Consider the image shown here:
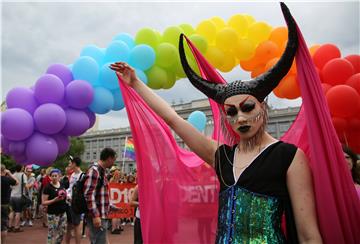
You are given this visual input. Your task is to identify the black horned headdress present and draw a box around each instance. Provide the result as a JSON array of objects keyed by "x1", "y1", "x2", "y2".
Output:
[{"x1": 179, "y1": 2, "x2": 298, "y2": 103}]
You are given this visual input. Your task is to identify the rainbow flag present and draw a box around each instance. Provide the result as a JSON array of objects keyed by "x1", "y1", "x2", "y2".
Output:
[{"x1": 124, "y1": 138, "x2": 136, "y2": 160}]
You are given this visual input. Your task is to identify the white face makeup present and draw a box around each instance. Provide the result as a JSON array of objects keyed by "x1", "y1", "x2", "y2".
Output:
[{"x1": 224, "y1": 95, "x2": 265, "y2": 138}]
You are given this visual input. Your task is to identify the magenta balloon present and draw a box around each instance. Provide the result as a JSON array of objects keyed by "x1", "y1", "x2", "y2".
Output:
[
  {"x1": 46, "y1": 63, "x2": 74, "y2": 87},
  {"x1": 26, "y1": 132, "x2": 58, "y2": 164},
  {"x1": 9, "y1": 141, "x2": 26, "y2": 155},
  {"x1": 62, "y1": 109, "x2": 90, "y2": 136},
  {"x1": 1, "y1": 108, "x2": 34, "y2": 141},
  {"x1": 53, "y1": 133, "x2": 70, "y2": 155},
  {"x1": 84, "y1": 108, "x2": 96, "y2": 128},
  {"x1": 6, "y1": 87, "x2": 38, "y2": 114},
  {"x1": 34, "y1": 103, "x2": 66, "y2": 135},
  {"x1": 34, "y1": 74, "x2": 65, "y2": 104},
  {"x1": 65, "y1": 80, "x2": 94, "y2": 109}
]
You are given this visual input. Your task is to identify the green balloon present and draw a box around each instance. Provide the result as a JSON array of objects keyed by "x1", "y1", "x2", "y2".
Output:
[
  {"x1": 135, "y1": 28, "x2": 159, "y2": 48},
  {"x1": 179, "y1": 23, "x2": 195, "y2": 36},
  {"x1": 155, "y1": 43, "x2": 177, "y2": 68},
  {"x1": 162, "y1": 26, "x2": 183, "y2": 46},
  {"x1": 189, "y1": 34, "x2": 208, "y2": 54},
  {"x1": 145, "y1": 66, "x2": 167, "y2": 90},
  {"x1": 163, "y1": 70, "x2": 176, "y2": 89}
]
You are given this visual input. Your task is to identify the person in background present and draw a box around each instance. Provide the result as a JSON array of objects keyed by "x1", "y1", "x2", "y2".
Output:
[
  {"x1": 36, "y1": 168, "x2": 46, "y2": 219},
  {"x1": 21, "y1": 165, "x2": 35, "y2": 227},
  {"x1": 1, "y1": 164, "x2": 18, "y2": 243},
  {"x1": 41, "y1": 167, "x2": 53, "y2": 228},
  {"x1": 342, "y1": 145, "x2": 360, "y2": 198},
  {"x1": 8, "y1": 165, "x2": 27, "y2": 232},
  {"x1": 65, "y1": 156, "x2": 83, "y2": 244},
  {"x1": 127, "y1": 174, "x2": 136, "y2": 226},
  {"x1": 42, "y1": 168, "x2": 68, "y2": 244},
  {"x1": 130, "y1": 185, "x2": 142, "y2": 244},
  {"x1": 84, "y1": 147, "x2": 117, "y2": 244},
  {"x1": 109, "y1": 166, "x2": 123, "y2": 234}
]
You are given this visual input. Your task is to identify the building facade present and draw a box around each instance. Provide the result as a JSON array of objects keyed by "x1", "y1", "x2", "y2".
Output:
[{"x1": 79, "y1": 99, "x2": 300, "y2": 174}]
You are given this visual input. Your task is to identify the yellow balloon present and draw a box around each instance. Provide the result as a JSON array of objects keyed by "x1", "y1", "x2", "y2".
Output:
[
  {"x1": 196, "y1": 20, "x2": 217, "y2": 44},
  {"x1": 145, "y1": 66, "x2": 167, "y2": 90},
  {"x1": 243, "y1": 14, "x2": 256, "y2": 26},
  {"x1": 155, "y1": 43, "x2": 177, "y2": 68},
  {"x1": 248, "y1": 22, "x2": 272, "y2": 45},
  {"x1": 205, "y1": 46, "x2": 225, "y2": 69},
  {"x1": 189, "y1": 34, "x2": 208, "y2": 54},
  {"x1": 135, "y1": 28, "x2": 159, "y2": 48},
  {"x1": 233, "y1": 38, "x2": 256, "y2": 61},
  {"x1": 179, "y1": 23, "x2": 195, "y2": 36},
  {"x1": 163, "y1": 70, "x2": 177, "y2": 89},
  {"x1": 228, "y1": 14, "x2": 248, "y2": 37},
  {"x1": 218, "y1": 51, "x2": 236, "y2": 73},
  {"x1": 216, "y1": 27, "x2": 239, "y2": 51},
  {"x1": 211, "y1": 16, "x2": 226, "y2": 31}
]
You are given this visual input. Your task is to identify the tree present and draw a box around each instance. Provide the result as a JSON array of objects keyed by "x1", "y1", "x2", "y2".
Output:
[
  {"x1": 1, "y1": 154, "x2": 17, "y2": 171},
  {"x1": 52, "y1": 137, "x2": 85, "y2": 172}
]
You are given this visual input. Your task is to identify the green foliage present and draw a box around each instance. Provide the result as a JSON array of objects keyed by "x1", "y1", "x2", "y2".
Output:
[
  {"x1": 52, "y1": 137, "x2": 85, "y2": 172},
  {"x1": 1, "y1": 154, "x2": 17, "y2": 170}
]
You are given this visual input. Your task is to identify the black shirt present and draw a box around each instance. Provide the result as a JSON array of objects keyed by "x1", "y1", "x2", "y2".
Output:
[
  {"x1": 1, "y1": 175, "x2": 17, "y2": 204},
  {"x1": 43, "y1": 183, "x2": 67, "y2": 215}
]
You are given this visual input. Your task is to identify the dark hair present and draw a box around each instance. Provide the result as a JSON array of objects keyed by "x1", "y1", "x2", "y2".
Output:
[
  {"x1": 70, "y1": 156, "x2": 82, "y2": 167},
  {"x1": 100, "y1": 148, "x2": 116, "y2": 161},
  {"x1": 15, "y1": 164, "x2": 22, "y2": 172},
  {"x1": 342, "y1": 145, "x2": 359, "y2": 184}
]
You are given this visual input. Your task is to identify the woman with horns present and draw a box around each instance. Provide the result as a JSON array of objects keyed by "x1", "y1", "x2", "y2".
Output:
[{"x1": 110, "y1": 3, "x2": 322, "y2": 244}]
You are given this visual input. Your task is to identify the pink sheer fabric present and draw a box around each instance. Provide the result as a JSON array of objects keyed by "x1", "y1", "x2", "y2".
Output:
[{"x1": 118, "y1": 14, "x2": 360, "y2": 244}]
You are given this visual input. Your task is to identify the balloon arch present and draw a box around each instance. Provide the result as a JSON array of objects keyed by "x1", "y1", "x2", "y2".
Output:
[{"x1": 1, "y1": 13, "x2": 360, "y2": 166}]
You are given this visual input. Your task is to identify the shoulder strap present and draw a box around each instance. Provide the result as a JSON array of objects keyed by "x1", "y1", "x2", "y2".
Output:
[{"x1": 21, "y1": 173, "x2": 24, "y2": 195}]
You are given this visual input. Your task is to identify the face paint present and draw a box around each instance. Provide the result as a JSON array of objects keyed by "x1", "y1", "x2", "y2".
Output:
[{"x1": 224, "y1": 97, "x2": 259, "y2": 125}]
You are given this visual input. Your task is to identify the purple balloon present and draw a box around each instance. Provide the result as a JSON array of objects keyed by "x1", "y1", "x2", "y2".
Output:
[
  {"x1": 9, "y1": 141, "x2": 26, "y2": 155},
  {"x1": 1, "y1": 108, "x2": 34, "y2": 141},
  {"x1": 1, "y1": 135, "x2": 10, "y2": 154},
  {"x1": 62, "y1": 109, "x2": 90, "y2": 136},
  {"x1": 84, "y1": 108, "x2": 96, "y2": 128},
  {"x1": 34, "y1": 74, "x2": 65, "y2": 104},
  {"x1": 6, "y1": 87, "x2": 38, "y2": 114},
  {"x1": 13, "y1": 154, "x2": 28, "y2": 165},
  {"x1": 46, "y1": 63, "x2": 74, "y2": 87},
  {"x1": 65, "y1": 80, "x2": 94, "y2": 109},
  {"x1": 26, "y1": 132, "x2": 58, "y2": 164},
  {"x1": 53, "y1": 134, "x2": 70, "y2": 155},
  {"x1": 34, "y1": 103, "x2": 66, "y2": 135}
]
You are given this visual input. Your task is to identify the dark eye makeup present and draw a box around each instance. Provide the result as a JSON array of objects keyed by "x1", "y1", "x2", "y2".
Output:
[{"x1": 240, "y1": 101, "x2": 256, "y2": 112}]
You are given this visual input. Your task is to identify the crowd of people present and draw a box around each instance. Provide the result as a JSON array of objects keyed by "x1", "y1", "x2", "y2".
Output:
[{"x1": 1, "y1": 147, "x2": 140, "y2": 244}]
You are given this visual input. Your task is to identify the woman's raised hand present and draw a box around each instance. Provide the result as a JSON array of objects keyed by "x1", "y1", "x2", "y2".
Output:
[{"x1": 110, "y1": 62, "x2": 139, "y2": 87}]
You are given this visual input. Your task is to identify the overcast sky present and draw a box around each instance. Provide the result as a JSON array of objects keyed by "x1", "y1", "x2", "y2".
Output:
[{"x1": 2, "y1": 1, "x2": 359, "y2": 129}]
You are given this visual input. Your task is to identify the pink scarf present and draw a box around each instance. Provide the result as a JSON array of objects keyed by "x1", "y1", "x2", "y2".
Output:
[{"x1": 118, "y1": 21, "x2": 360, "y2": 244}]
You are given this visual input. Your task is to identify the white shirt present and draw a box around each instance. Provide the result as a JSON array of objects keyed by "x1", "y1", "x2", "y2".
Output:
[
  {"x1": 66, "y1": 171, "x2": 83, "y2": 200},
  {"x1": 11, "y1": 172, "x2": 27, "y2": 198}
]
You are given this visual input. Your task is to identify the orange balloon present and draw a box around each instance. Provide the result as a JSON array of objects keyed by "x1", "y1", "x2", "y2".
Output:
[
  {"x1": 289, "y1": 60, "x2": 297, "y2": 75},
  {"x1": 269, "y1": 26, "x2": 288, "y2": 48},
  {"x1": 239, "y1": 56, "x2": 261, "y2": 72},
  {"x1": 251, "y1": 65, "x2": 266, "y2": 78},
  {"x1": 273, "y1": 80, "x2": 285, "y2": 98},
  {"x1": 254, "y1": 40, "x2": 279, "y2": 64},
  {"x1": 264, "y1": 58, "x2": 280, "y2": 72},
  {"x1": 279, "y1": 75, "x2": 301, "y2": 99},
  {"x1": 309, "y1": 44, "x2": 321, "y2": 57}
]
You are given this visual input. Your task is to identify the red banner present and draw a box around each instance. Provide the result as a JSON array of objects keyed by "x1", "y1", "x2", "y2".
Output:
[{"x1": 108, "y1": 183, "x2": 136, "y2": 219}]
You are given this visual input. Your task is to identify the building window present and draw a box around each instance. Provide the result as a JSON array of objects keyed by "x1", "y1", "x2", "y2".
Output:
[
  {"x1": 91, "y1": 140, "x2": 97, "y2": 147},
  {"x1": 86, "y1": 152, "x2": 90, "y2": 160},
  {"x1": 279, "y1": 122, "x2": 290, "y2": 132},
  {"x1": 93, "y1": 152, "x2": 97, "y2": 160},
  {"x1": 105, "y1": 139, "x2": 112, "y2": 147},
  {"x1": 99, "y1": 139, "x2": 104, "y2": 147},
  {"x1": 267, "y1": 124, "x2": 277, "y2": 133}
]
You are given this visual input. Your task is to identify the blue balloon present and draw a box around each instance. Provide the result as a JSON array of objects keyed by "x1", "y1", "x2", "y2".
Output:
[
  {"x1": 187, "y1": 110, "x2": 207, "y2": 132},
  {"x1": 80, "y1": 44, "x2": 105, "y2": 64},
  {"x1": 32, "y1": 164, "x2": 41, "y2": 169},
  {"x1": 88, "y1": 87, "x2": 114, "y2": 114},
  {"x1": 99, "y1": 63, "x2": 119, "y2": 90},
  {"x1": 104, "y1": 41, "x2": 130, "y2": 63},
  {"x1": 72, "y1": 57, "x2": 99, "y2": 85},
  {"x1": 135, "y1": 69, "x2": 148, "y2": 84},
  {"x1": 112, "y1": 90, "x2": 125, "y2": 111},
  {"x1": 113, "y1": 33, "x2": 135, "y2": 49},
  {"x1": 128, "y1": 44, "x2": 155, "y2": 71}
]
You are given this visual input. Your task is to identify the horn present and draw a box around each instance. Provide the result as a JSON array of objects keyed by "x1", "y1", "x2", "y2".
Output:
[
  {"x1": 179, "y1": 34, "x2": 226, "y2": 103},
  {"x1": 245, "y1": 2, "x2": 298, "y2": 102}
]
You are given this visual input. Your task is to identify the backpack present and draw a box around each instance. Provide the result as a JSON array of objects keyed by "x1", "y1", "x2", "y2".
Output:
[{"x1": 71, "y1": 165, "x2": 104, "y2": 215}]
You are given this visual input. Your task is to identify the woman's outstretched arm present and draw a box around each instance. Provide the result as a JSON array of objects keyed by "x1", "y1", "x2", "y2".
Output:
[{"x1": 110, "y1": 62, "x2": 218, "y2": 166}]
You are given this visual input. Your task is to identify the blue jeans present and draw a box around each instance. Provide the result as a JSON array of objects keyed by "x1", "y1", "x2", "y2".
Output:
[{"x1": 86, "y1": 216, "x2": 108, "y2": 244}]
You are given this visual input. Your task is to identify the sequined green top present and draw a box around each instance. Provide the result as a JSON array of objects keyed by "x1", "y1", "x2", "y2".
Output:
[{"x1": 215, "y1": 141, "x2": 298, "y2": 244}]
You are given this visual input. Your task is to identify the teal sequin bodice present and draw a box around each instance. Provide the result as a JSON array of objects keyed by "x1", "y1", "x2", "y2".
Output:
[{"x1": 216, "y1": 186, "x2": 285, "y2": 244}]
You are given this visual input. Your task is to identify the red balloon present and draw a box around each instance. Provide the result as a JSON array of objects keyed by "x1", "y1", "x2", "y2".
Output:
[
  {"x1": 332, "y1": 117, "x2": 347, "y2": 135},
  {"x1": 346, "y1": 73, "x2": 360, "y2": 95},
  {"x1": 348, "y1": 118, "x2": 360, "y2": 131},
  {"x1": 326, "y1": 85, "x2": 360, "y2": 118},
  {"x1": 321, "y1": 83, "x2": 332, "y2": 95},
  {"x1": 344, "y1": 55, "x2": 360, "y2": 74},
  {"x1": 321, "y1": 58, "x2": 354, "y2": 86},
  {"x1": 312, "y1": 44, "x2": 341, "y2": 70}
]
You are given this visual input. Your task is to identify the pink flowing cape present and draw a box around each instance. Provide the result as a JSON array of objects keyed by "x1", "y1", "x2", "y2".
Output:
[{"x1": 118, "y1": 19, "x2": 360, "y2": 244}]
